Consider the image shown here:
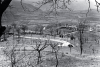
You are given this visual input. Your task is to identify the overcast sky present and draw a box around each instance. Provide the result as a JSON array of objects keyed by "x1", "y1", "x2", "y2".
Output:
[{"x1": 15, "y1": 0, "x2": 100, "y2": 11}]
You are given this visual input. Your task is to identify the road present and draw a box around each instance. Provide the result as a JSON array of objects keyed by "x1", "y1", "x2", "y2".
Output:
[{"x1": 20, "y1": 36, "x2": 72, "y2": 47}]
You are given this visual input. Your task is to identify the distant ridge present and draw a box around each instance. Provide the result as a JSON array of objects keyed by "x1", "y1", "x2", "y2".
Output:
[
  {"x1": 10, "y1": 1, "x2": 43, "y2": 13},
  {"x1": 2, "y1": 1, "x2": 43, "y2": 25}
]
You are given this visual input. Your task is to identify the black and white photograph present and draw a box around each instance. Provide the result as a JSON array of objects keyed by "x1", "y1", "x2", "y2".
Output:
[{"x1": 0, "y1": 0, "x2": 100, "y2": 67}]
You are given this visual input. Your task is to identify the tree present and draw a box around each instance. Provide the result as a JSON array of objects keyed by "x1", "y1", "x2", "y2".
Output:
[
  {"x1": 48, "y1": 28, "x2": 54, "y2": 35},
  {"x1": 77, "y1": 20, "x2": 90, "y2": 55},
  {"x1": 0, "y1": 0, "x2": 12, "y2": 37},
  {"x1": 68, "y1": 44, "x2": 73, "y2": 53},
  {"x1": 46, "y1": 23, "x2": 58, "y2": 36},
  {"x1": 16, "y1": 27, "x2": 21, "y2": 43},
  {"x1": 49, "y1": 42, "x2": 61, "y2": 67},
  {"x1": 11, "y1": 23, "x2": 17, "y2": 38},
  {"x1": 3, "y1": 39, "x2": 20, "y2": 67},
  {"x1": 33, "y1": 24, "x2": 44, "y2": 35},
  {"x1": 32, "y1": 39, "x2": 49, "y2": 64},
  {"x1": 20, "y1": 24, "x2": 28, "y2": 35}
]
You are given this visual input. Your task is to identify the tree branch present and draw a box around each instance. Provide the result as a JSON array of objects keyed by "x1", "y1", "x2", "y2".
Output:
[{"x1": 1, "y1": 0, "x2": 12, "y2": 14}]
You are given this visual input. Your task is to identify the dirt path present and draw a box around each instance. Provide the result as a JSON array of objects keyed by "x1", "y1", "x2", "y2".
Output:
[{"x1": 20, "y1": 36, "x2": 71, "y2": 47}]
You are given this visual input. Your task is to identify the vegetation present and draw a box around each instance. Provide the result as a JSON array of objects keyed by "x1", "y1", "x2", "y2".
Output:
[{"x1": 1, "y1": 0, "x2": 100, "y2": 67}]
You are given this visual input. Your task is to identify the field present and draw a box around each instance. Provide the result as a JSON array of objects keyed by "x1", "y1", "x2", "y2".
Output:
[
  {"x1": 1, "y1": 1, "x2": 100, "y2": 67},
  {"x1": 0, "y1": 34, "x2": 100, "y2": 67}
]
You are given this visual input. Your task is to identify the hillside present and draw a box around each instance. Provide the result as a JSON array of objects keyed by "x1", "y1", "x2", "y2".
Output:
[
  {"x1": 43, "y1": 9, "x2": 100, "y2": 24},
  {"x1": 2, "y1": 1, "x2": 43, "y2": 25},
  {"x1": 2, "y1": 1, "x2": 100, "y2": 26}
]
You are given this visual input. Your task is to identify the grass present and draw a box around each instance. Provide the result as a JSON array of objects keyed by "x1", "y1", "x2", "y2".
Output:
[
  {"x1": 1, "y1": 34, "x2": 100, "y2": 67},
  {"x1": 15, "y1": 51, "x2": 100, "y2": 67}
]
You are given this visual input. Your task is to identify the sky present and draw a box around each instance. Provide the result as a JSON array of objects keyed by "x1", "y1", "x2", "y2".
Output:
[{"x1": 15, "y1": 0, "x2": 100, "y2": 11}]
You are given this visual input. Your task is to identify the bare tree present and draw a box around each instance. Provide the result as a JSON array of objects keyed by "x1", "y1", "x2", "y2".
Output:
[
  {"x1": 16, "y1": 27, "x2": 21, "y2": 44},
  {"x1": 77, "y1": 20, "x2": 90, "y2": 55},
  {"x1": 34, "y1": 24, "x2": 44, "y2": 35},
  {"x1": 20, "y1": 24, "x2": 28, "y2": 35},
  {"x1": 3, "y1": 37, "x2": 37, "y2": 67},
  {"x1": 49, "y1": 42, "x2": 61, "y2": 67},
  {"x1": 3, "y1": 39, "x2": 18, "y2": 67},
  {"x1": 68, "y1": 44, "x2": 73, "y2": 53},
  {"x1": 49, "y1": 28, "x2": 54, "y2": 36},
  {"x1": 11, "y1": 23, "x2": 17, "y2": 37},
  {"x1": 32, "y1": 39, "x2": 49, "y2": 64}
]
